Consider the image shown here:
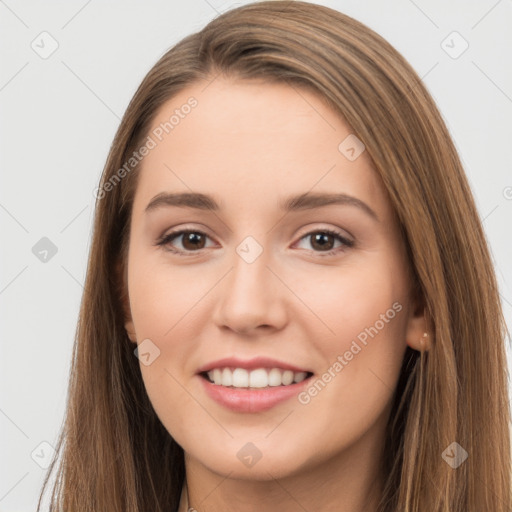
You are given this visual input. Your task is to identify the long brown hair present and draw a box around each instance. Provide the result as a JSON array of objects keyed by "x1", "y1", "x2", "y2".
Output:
[{"x1": 37, "y1": 2, "x2": 511, "y2": 510}]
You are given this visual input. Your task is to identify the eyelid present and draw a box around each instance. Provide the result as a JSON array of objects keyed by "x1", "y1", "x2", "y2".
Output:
[
  {"x1": 158, "y1": 223, "x2": 353, "y2": 241},
  {"x1": 295, "y1": 224, "x2": 353, "y2": 242}
]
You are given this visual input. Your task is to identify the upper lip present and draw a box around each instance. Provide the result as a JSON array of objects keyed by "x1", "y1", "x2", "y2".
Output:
[{"x1": 196, "y1": 357, "x2": 312, "y2": 374}]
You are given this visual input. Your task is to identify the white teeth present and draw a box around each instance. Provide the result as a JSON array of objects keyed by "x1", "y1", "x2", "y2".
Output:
[
  {"x1": 282, "y1": 370, "x2": 294, "y2": 385},
  {"x1": 268, "y1": 368, "x2": 282, "y2": 387},
  {"x1": 206, "y1": 367, "x2": 310, "y2": 388},
  {"x1": 249, "y1": 368, "x2": 268, "y2": 388},
  {"x1": 221, "y1": 368, "x2": 232, "y2": 386},
  {"x1": 232, "y1": 368, "x2": 249, "y2": 387}
]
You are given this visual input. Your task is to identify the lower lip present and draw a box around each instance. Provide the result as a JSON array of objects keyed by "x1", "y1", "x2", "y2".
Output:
[{"x1": 198, "y1": 374, "x2": 312, "y2": 413}]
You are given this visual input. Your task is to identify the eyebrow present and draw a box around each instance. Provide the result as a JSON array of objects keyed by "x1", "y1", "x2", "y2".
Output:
[{"x1": 144, "y1": 191, "x2": 378, "y2": 221}]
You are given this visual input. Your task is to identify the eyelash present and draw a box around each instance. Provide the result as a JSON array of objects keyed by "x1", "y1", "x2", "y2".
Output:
[{"x1": 155, "y1": 227, "x2": 354, "y2": 258}]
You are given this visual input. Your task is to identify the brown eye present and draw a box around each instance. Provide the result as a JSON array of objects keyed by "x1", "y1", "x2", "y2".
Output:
[
  {"x1": 295, "y1": 229, "x2": 354, "y2": 256},
  {"x1": 156, "y1": 230, "x2": 213, "y2": 255},
  {"x1": 180, "y1": 232, "x2": 207, "y2": 250},
  {"x1": 309, "y1": 232, "x2": 336, "y2": 251}
]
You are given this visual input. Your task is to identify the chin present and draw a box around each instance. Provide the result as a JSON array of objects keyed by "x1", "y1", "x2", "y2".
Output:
[{"x1": 186, "y1": 439, "x2": 312, "y2": 480}]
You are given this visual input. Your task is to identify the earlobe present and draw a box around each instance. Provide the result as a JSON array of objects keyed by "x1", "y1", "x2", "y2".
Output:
[
  {"x1": 409, "y1": 331, "x2": 430, "y2": 352},
  {"x1": 405, "y1": 292, "x2": 431, "y2": 352},
  {"x1": 115, "y1": 257, "x2": 137, "y2": 344},
  {"x1": 122, "y1": 299, "x2": 138, "y2": 344},
  {"x1": 125, "y1": 321, "x2": 137, "y2": 344}
]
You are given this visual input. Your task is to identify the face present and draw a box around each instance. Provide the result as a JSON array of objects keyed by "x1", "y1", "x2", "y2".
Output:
[{"x1": 123, "y1": 76, "x2": 426, "y2": 481}]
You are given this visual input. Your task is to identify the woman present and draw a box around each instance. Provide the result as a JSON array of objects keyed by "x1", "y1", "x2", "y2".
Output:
[{"x1": 37, "y1": 2, "x2": 511, "y2": 511}]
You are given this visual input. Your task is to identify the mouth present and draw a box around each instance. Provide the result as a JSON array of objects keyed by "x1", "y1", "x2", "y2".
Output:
[
  {"x1": 196, "y1": 357, "x2": 315, "y2": 412},
  {"x1": 199, "y1": 367, "x2": 314, "y2": 389}
]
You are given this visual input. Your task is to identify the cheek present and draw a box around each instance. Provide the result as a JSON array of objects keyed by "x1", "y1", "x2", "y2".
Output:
[
  {"x1": 290, "y1": 313, "x2": 407, "y2": 472},
  {"x1": 296, "y1": 259, "x2": 408, "y2": 413},
  {"x1": 127, "y1": 253, "x2": 207, "y2": 341},
  {"x1": 297, "y1": 258, "x2": 406, "y2": 348},
  {"x1": 127, "y1": 254, "x2": 213, "y2": 434}
]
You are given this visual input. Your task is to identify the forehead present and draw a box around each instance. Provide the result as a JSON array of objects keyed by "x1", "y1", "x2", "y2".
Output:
[{"x1": 132, "y1": 77, "x2": 391, "y2": 219}]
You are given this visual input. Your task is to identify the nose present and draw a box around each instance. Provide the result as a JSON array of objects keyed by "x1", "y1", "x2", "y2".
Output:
[{"x1": 211, "y1": 245, "x2": 289, "y2": 336}]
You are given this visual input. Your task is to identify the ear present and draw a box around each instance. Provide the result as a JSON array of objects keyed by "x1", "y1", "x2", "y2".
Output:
[
  {"x1": 404, "y1": 285, "x2": 431, "y2": 352},
  {"x1": 115, "y1": 258, "x2": 137, "y2": 344}
]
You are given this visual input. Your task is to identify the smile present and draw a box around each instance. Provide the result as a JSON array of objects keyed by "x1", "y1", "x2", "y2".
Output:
[{"x1": 198, "y1": 370, "x2": 314, "y2": 412}]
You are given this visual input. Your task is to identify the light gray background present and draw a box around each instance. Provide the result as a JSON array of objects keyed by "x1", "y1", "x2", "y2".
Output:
[{"x1": 1, "y1": 1, "x2": 511, "y2": 510}]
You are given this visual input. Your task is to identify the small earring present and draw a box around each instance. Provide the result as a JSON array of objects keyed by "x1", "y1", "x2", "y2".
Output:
[{"x1": 420, "y1": 331, "x2": 429, "y2": 347}]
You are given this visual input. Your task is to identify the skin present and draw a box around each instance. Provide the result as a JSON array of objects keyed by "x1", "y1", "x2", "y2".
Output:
[{"x1": 123, "y1": 76, "x2": 429, "y2": 512}]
